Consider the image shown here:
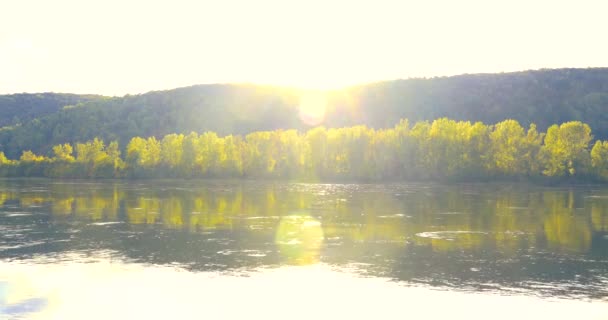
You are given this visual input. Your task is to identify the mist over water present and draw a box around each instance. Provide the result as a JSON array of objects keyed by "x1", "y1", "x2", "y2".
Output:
[{"x1": 1, "y1": 179, "x2": 607, "y2": 319}]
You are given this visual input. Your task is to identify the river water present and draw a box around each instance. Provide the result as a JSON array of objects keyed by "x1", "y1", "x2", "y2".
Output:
[{"x1": 0, "y1": 179, "x2": 607, "y2": 319}]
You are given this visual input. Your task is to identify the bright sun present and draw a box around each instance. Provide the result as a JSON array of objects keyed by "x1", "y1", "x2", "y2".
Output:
[{"x1": 298, "y1": 90, "x2": 329, "y2": 126}]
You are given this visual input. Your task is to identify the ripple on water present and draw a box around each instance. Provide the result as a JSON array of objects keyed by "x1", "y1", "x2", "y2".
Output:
[
  {"x1": 435, "y1": 212, "x2": 470, "y2": 215},
  {"x1": 87, "y1": 222, "x2": 124, "y2": 226},
  {"x1": 584, "y1": 195, "x2": 608, "y2": 199},
  {"x1": 415, "y1": 231, "x2": 487, "y2": 240},
  {"x1": 377, "y1": 214, "x2": 408, "y2": 218},
  {"x1": 0, "y1": 241, "x2": 48, "y2": 251}
]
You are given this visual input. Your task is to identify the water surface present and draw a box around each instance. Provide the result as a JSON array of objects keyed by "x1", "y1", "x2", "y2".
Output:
[{"x1": 1, "y1": 179, "x2": 607, "y2": 319}]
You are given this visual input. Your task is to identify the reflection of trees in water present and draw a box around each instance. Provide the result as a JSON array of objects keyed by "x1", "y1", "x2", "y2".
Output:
[{"x1": 1, "y1": 182, "x2": 608, "y2": 254}]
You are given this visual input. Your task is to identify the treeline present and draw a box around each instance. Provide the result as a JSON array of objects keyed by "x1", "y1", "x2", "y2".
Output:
[
  {"x1": 3, "y1": 68, "x2": 608, "y2": 158},
  {"x1": 1, "y1": 118, "x2": 608, "y2": 182}
]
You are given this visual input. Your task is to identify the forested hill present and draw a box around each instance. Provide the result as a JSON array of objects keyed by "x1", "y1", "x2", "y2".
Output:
[
  {"x1": 0, "y1": 93, "x2": 105, "y2": 128},
  {"x1": 0, "y1": 85, "x2": 303, "y2": 158},
  {"x1": 2, "y1": 68, "x2": 608, "y2": 158},
  {"x1": 333, "y1": 68, "x2": 608, "y2": 131}
]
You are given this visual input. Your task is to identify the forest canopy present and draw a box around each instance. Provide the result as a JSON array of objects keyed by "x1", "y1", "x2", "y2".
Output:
[
  {"x1": 1, "y1": 118, "x2": 608, "y2": 182},
  {"x1": 0, "y1": 93, "x2": 104, "y2": 128}
]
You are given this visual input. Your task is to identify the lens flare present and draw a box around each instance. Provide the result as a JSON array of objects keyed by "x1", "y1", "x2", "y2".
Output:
[
  {"x1": 275, "y1": 213, "x2": 324, "y2": 265},
  {"x1": 298, "y1": 91, "x2": 327, "y2": 126}
]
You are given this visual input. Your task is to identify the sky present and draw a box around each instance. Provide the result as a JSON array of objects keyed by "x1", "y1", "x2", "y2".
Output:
[{"x1": 1, "y1": 0, "x2": 607, "y2": 96}]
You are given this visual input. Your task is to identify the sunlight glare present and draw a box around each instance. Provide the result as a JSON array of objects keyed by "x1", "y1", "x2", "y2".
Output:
[
  {"x1": 275, "y1": 212, "x2": 324, "y2": 265},
  {"x1": 2, "y1": 259, "x2": 607, "y2": 320},
  {"x1": 298, "y1": 91, "x2": 328, "y2": 126}
]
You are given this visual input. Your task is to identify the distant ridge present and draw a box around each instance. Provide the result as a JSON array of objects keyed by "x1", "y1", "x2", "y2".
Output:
[
  {"x1": 0, "y1": 93, "x2": 105, "y2": 127},
  {"x1": 1, "y1": 67, "x2": 608, "y2": 157}
]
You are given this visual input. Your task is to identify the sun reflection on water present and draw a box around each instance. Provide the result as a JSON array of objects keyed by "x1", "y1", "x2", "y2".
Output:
[
  {"x1": 1, "y1": 257, "x2": 607, "y2": 320},
  {"x1": 275, "y1": 212, "x2": 324, "y2": 265}
]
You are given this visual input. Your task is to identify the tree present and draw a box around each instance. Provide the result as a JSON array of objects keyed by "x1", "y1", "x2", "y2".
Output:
[
  {"x1": 53, "y1": 143, "x2": 75, "y2": 162},
  {"x1": 106, "y1": 141, "x2": 123, "y2": 175},
  {"x1": 489, "y1": 120, "x2": 526, "y2": 176},
  {"x1": 424, "y1": 118, "x2": 471, "y2": 178},
  {"x1": 20, "y1": 150, "x2": 46, "y2": 162},
  {"x1": 591, "y1": 140, "x2": 608, "y2": 180},
  {"x1": 541, "y1": 122, "x2": 593, "y2": 177},
  {"x1": 305, "y1": 127, "x2": 328, "y2": 179},
  {"x1": 522, "y1": 124, "x2": 544, "y2": 176},
  {"x1": 198, "y1": 132, "x2": 221, "y2": 175},
  {"x1": 0, "y1": 152, "x2": 12, "y2": 165},
  {"x1": 75, "y1": 138, "x2": 112, "y2": 177},
  {"x1": 180, "y1": 132, "x2": 200, "y2": 176},
  {"x1": 160, "y1": 134, "x2": 184, "y2": 168},
  {"x1": 465, "y1": 122, "x2": 491, "y2": 175},
  {"x1": 76, "y1": 138, "x2": 108, "y2": 164},
  {"x1": 221, "y1": 135, "x2": 243, "y2": 176}
]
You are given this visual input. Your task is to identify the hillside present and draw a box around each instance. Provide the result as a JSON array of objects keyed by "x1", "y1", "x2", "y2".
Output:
[
  {"x1": 0, "y1": 93, "x2": 105, "y2": 128},
  {"x1": 332, "y1": 68, "x2": 608, "y2": 130},
  {"x1": 1, "y1": 68, "x2": 608, "y2": 158}
]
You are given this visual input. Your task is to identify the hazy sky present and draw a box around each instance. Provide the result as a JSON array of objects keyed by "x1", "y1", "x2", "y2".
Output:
[{"x1": 1, "y1": 0, "x2": 607, "y2": 96}]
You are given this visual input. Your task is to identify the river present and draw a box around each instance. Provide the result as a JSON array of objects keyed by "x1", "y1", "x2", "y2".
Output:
[{"x1": 1, "y1": 179, "x2": 607, "y2": 319}]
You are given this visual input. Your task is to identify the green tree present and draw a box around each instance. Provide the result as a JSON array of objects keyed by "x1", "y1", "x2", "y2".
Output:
[
  {"x1": 591, "y1": 140, "x2": 608, "y2": 180},
  {"x1": 52, "y1": 143, "x2": 75, "y2": 162},
  {"x1": 489, "y1": 120, "x2": 526, "y2": 176},
  {"x1": 160, "y1": 134, "x2": 184, "y2": 168},
  {"x1": 76, "y1": 138, "x2": 108, "y2": 164},
  {"x1": 0, "y1": 152, "x2": 11, "y2": 165},
  {"x1": 541, "y1": 122, "x2": 593, "y2": 177},
  {"x1": 220, "y1": 135, "x2": 244, "y2": 176},
  {"x1": 20, "y1": 150, "x2": 46, "y2": 162},
  {"x1": 75, "y1": 138, "x2": 112, "y2": 177},
  {"x1": 522, "y1": 124, "x2": 544, "y2": 176}
]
